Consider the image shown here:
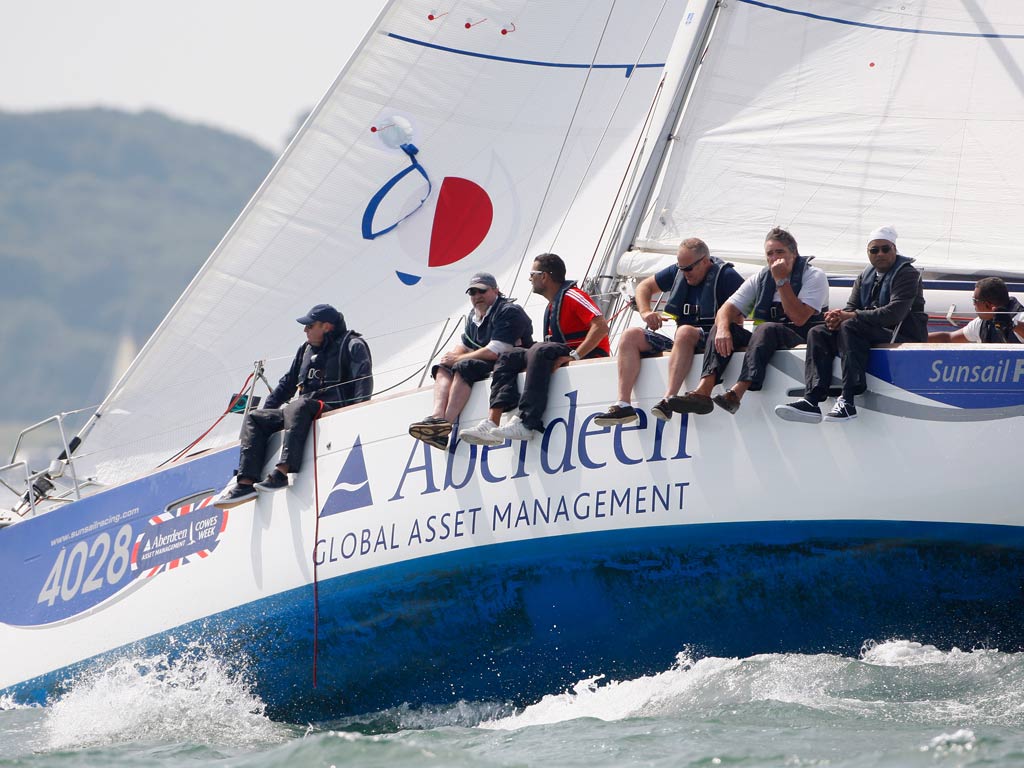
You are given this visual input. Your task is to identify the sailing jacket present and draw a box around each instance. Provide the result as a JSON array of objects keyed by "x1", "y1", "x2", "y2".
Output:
[
  {"x1": 846, "y1": 255, "x2": 928, "y2": 342},
  {"x1": 658, "y1": 257, "x2": 744, "y2": 331},
  {"x1": 980, "y1": 297, "x2": 1024, "y2": 344},
  {"x1": 265, "y1": 329, "x2": 373, "y2": 411},
  {"x1": 751, "y1": 256, "x2": 825, "y2": 327}
]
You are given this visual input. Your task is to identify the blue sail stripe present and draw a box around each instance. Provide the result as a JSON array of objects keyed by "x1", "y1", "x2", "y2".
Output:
[
  {"x1": 386, "y1": 33, "x2": 664, "y2": 77},
  {"x1": 737, "y1": 0, "x2": 1024, "y2": 39}
]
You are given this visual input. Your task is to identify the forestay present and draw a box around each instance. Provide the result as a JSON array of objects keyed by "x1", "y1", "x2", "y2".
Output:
[
  {"x1": 76, "y1": 0, "x2": 690, "y2": 485},
  {"x1": 632, "y1": 0, "x2": 1024, "y2": 277}
]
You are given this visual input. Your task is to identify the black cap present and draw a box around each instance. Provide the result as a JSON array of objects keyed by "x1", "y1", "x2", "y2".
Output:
[
  {"x1": 296, "y1": 303, "x2": 342, "y2": 326},
  {"x1": 466, "y1": 272, "x2": 498, "y2": 293}
]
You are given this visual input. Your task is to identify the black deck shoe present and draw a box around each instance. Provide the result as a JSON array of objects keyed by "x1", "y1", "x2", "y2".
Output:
[
  {"x1": 651, "y1": 399, "x2": 673, "y2": 422},
  {"x1": 254, "y1": 470, "x2": 289, "y2": 492},
  {"x1": 409, "y1": 417, "x2": 454, "y2": 441},
  {"x1": 593, "y1": 404, "x2": 639, "y2": 426},
  {"x1": 213, "y1": 483, "x2": 258, "y2": 509},
  {"x1": 668, "y1": 391, "x2": 714, "y2": 415}
]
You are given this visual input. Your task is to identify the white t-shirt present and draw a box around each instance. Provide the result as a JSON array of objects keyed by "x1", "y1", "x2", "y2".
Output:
[
  {"x1": 960, "y1": 315, "x2": 1024, "y2": 343},
  {"x1": 726, "y1": 265, "x2": 830, "y2": 316}
]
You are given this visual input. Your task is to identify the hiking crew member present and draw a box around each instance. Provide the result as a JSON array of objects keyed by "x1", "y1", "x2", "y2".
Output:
[
  {"x1": 214, "y1": 303, "x2": 372, "y2": 509},
  {"x1": 929, "y1": 276, "x2": 1024, "y2": 345},
  {"x1": 593, "y1": 237, "x2": 743, "y2": 426},
  {"x1": 460, "y1": 253, "x2": 609, "y2": 445},
  {"x1": 408, "y1": 272, "x2": 533, "y2": 451}
]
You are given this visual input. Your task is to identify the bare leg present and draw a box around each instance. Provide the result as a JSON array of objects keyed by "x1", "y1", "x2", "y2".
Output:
[
  {"x1": 443, "y1": 374, "x2": 474, "y2": 422},
  {"x1": 665, "y1": 326, "x2": 701, "y2": 398},
  {"x1": 431, "y1": 368, "x2": 453, "y2": 419},
  {"x1": 615, "y1": 327, "x2": 651, "y2": 403},
  {"x1": 730, "y1": 380, "x2": 752, "y2": 401},
  {"x1": 691, "y1": 374, "x2": 717, "y2": 397}
]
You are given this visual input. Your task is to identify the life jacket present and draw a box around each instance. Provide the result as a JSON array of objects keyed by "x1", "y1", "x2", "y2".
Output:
[
  {"x1": 544, "y1": 281, "x2": 608, "y2": 357},
  {"x1": 752, "y1": 255, "x2": 824, "y2": 326},
  {"x1": 663, "y1": 257, "x2": 734, "y2": 331},
  {"x1": 857, "y1": 254, "x2": 915, "y2": 309},
  {"x1": 980, "y1": 296, "x2": 1024, "y2": 344},
  {"x1": 461, "y1": 295, "x2": 533, "y2": 350},
  {"x1": 298, "y1": 329, "x2": 373, "y2": 408}
]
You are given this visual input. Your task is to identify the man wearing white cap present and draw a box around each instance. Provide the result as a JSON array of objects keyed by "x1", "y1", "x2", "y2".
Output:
[
  {"x1": 776, "y1": 226, "x2": 927, "y2": 423},
  {"x1": 408, "y1": 273, "x2": 533, "y2": 450}
]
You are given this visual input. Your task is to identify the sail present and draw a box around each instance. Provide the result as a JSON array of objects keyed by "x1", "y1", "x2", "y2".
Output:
[
  {"x1": 76, "y1": 0, "x2": 691, "y2": 484},
  {"x1": 635, "y1": 0, "x2": 1024, "y2": 277}
]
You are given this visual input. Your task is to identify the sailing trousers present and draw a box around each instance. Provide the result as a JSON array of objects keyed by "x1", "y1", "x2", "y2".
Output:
[
  {"x1": 700, "y1": 322, "x2": 806, "y2": 391},
  {"x1": 804, "y1": 318, "x2": 895, "y2": 402},
  {"x1": 489, "y1": 342, "x2": 571, "y2": 431},
  {"x1": 236, "y1": 397, "x2": 323, "y2": 480}
]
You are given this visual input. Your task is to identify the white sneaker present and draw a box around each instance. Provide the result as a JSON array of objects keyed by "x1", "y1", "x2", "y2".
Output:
[
  {"x1": 490, "y1": 414, "x2": 537, "y2": 441},
  {"x1": 458, "y1": 419, "x2": 504, "y2": 446}
]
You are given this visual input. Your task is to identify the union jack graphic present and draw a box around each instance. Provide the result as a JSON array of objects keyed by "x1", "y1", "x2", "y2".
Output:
[{"x1": 130, "y1": 492, "x2": 227, "y2": 579}]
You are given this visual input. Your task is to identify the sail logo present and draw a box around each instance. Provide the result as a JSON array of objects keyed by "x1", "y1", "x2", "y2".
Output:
[
  {"x1": 130, "y1": 494, "x2": 226, "y2": 578},
  {"x1": 363, "y1": 114, "x2": 493, "y2": 285},
  {"x1": 320, "y1": 436, "x2": 374, "y2": 517}
]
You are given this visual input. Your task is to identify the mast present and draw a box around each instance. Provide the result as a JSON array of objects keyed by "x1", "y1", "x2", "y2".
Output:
[{"x1": 593, "y1": 0, "x2": 720, "y2": 307}]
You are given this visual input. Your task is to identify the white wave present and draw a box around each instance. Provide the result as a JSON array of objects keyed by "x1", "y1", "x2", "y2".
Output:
[
  {"x1": 920, "y1": 728, "x2": 977, "y2": 754},
  {"x1": 43, "y1": 649, "x2": 289, "y2": 750},
  {"x1": 0, "y1": 694, "x2": 40, "y2": 711},
  {"x1": 331, "y1": 480, "x2": 368, "y2": 493},
  {"x1": 480, "y1": 641, "x2": 1024, "y2": 730}
]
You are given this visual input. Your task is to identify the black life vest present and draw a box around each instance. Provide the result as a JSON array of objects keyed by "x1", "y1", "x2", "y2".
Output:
[
  {"x1": 752, "y1": 255, "x2": 824, "y2": 326},
  {"x1": 663, "y1": 257, "x2": 734, "y2": 331},
  {"x1": 980, "y1": 297, "x2": 1024, "y2": 344},
  {"x1": 298, "y1": 330, "x2": 372, "y2": 408},
  {"x1": 857, "y1": 254, "x2": 915, "y2": 309}
]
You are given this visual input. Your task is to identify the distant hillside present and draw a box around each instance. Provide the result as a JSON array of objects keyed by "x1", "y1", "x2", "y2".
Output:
[{"x1": 0, "y1": 108, "x2": 276, "y2": 428}]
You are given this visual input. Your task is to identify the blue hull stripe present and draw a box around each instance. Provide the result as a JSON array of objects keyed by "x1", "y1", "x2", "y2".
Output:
[{"x1": 7, "y1": 518, "x2": 1024, "y2": 722}]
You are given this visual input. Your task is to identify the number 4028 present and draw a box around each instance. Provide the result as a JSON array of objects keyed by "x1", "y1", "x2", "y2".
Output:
[{"x1": 37, "y1": 524, "x2": 134, "y2": 607}]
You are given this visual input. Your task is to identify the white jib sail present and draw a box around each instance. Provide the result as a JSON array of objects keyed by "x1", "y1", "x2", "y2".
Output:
[
  {"x1": 77, "y1": 0, "x2": 692, "y2": 485},
  {"x1": 632, "y1": 0, "x2": 1024, "y2": 278}
]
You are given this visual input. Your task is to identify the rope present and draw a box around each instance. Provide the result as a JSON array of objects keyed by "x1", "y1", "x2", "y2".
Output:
[
  {"x1": 155, "y1": 372, "x2": 255, "y2": 468},
  {"x1": 311, "y1": 398, "x2": 325, "y2": 688}
]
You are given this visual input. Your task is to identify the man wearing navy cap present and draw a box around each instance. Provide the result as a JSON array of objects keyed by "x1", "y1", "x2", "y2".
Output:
[{"x1": 214, "y1": 303, "x2": 373, "y2": 508}]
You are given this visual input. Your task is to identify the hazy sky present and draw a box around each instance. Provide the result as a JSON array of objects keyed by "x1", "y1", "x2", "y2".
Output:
[{"x1": 1, "y1": 0, "x2": 388, "y2": 150}]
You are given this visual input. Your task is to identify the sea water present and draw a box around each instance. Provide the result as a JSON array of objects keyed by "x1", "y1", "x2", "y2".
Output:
[{"x1": 3, "y1": 639, "x2": 1024, "y2": 767}]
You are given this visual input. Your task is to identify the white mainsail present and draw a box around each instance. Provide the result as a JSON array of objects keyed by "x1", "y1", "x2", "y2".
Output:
[
  {"x1": 77, "y1": 0, "x2": 692, "y2": 484},
  {"x1": 631, "y1": 0, "x2": 1024, "y2": 277}
]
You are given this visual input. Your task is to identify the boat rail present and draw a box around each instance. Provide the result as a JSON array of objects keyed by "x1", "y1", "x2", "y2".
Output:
[{"x1": 1, "y1": 413, "x2": 83, "y2": 520}]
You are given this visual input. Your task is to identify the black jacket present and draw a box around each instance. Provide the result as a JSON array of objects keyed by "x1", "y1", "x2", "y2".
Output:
[
  {"x1": 846, "y1": 258, "x2": 928, "y2": 342},
  {"x1": 265, "y1": 330, "x2": 373, "y2": 411}
]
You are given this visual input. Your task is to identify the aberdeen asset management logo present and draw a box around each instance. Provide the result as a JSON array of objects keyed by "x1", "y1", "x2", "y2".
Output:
[{"x1": 320, "y1": 437, "x2": 373, "y2": 517}]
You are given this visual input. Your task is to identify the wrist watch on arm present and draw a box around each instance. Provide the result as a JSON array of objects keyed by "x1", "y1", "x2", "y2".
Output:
[
  {"x1": 569, "y1": 349, "x2": 581, "y2": 361},
  {"x1": 775, "y1": 277, "x2": 789, "y2": 287}
]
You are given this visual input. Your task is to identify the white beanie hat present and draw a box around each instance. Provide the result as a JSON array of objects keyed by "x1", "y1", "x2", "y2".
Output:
[{"x1": 868, "y1": 225, "x2": 898, "y2": 245}]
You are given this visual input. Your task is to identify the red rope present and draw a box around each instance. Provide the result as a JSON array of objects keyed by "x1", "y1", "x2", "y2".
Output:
[
  {"x1": 311, "y1": 399, "x2": 325, "y2": 688},
  {"x1": 157, "y1": 372, "x2": 255, "y2": 468}
]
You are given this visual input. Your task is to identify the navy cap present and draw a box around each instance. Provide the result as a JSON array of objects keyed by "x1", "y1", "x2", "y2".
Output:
[
  {"x1": 296, "y1": 303, "x2": 342, "y2": 326},
  {"x1": 466, "y1": 272, "x2": 498, "y2": 293}
]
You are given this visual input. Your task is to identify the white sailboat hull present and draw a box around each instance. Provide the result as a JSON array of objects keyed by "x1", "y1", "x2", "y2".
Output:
[{"x1": 2, "y1": 344, "x2": 1021, "y2": 720}]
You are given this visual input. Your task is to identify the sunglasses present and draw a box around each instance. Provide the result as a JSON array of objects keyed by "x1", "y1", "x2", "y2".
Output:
[
  {"x1": 303, "y1": 323, "x2": 316, "y2": 330},
  {"x1": 868, "y1": 244, "x2": 893, "y2": 255},
  {"x1": 680, "y1": 255, "x2": 706, "y2": 273},
  {"x1": 529, "y1": 270, "x2": 547, "y2": 278},
  {"x1": 466, "y1": 287, "x2": 489, "y2": 296},
  {"x1": 972, "y1": 297, "x2": 986, "y2": 305}
]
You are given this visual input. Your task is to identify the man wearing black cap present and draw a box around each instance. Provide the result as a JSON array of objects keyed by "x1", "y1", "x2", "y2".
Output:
[
  {"x1": 214, "y1": 303, "x2": 373, "y2": 508},
  {"x1": 408, "y1": 272, "x2": 532, "y2": 450}
]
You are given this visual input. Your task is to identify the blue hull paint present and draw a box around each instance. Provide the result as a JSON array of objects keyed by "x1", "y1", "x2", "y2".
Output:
[{"x1": 12, "y1": 519, "x2": 1024, "y2": 721}]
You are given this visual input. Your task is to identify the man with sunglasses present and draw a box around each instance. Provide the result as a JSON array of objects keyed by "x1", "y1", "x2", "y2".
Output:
[
  {"x1": 776, "y1": 226, "x2": 927, "y2": 423},
  {"x1": 214, "y1": 303, "x2": 373, "y2": 508},
  {"x1": 928, "y1": 277, "x2": 1024, "y2": 344},
  {"x1": 461, "y1": 253, "x2": 609, "y2": 444},
  {"x1": 671, "y1": 227, "x2": 829, "y2": 417},
  {"x1": 593, "y1": 238, "x2": 743, "y2": 425},
  {"x1": 408, "y1": 273, "x2": 533, "y2": 450}
]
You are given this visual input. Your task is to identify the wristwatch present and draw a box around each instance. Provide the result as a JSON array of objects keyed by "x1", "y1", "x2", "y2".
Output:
[
  {"x1": 569, "y1": 349, "x2": 581, "y2": 361},
  {"x1": 775, "y1": 277, "x2": 789, "y2": 287}
]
